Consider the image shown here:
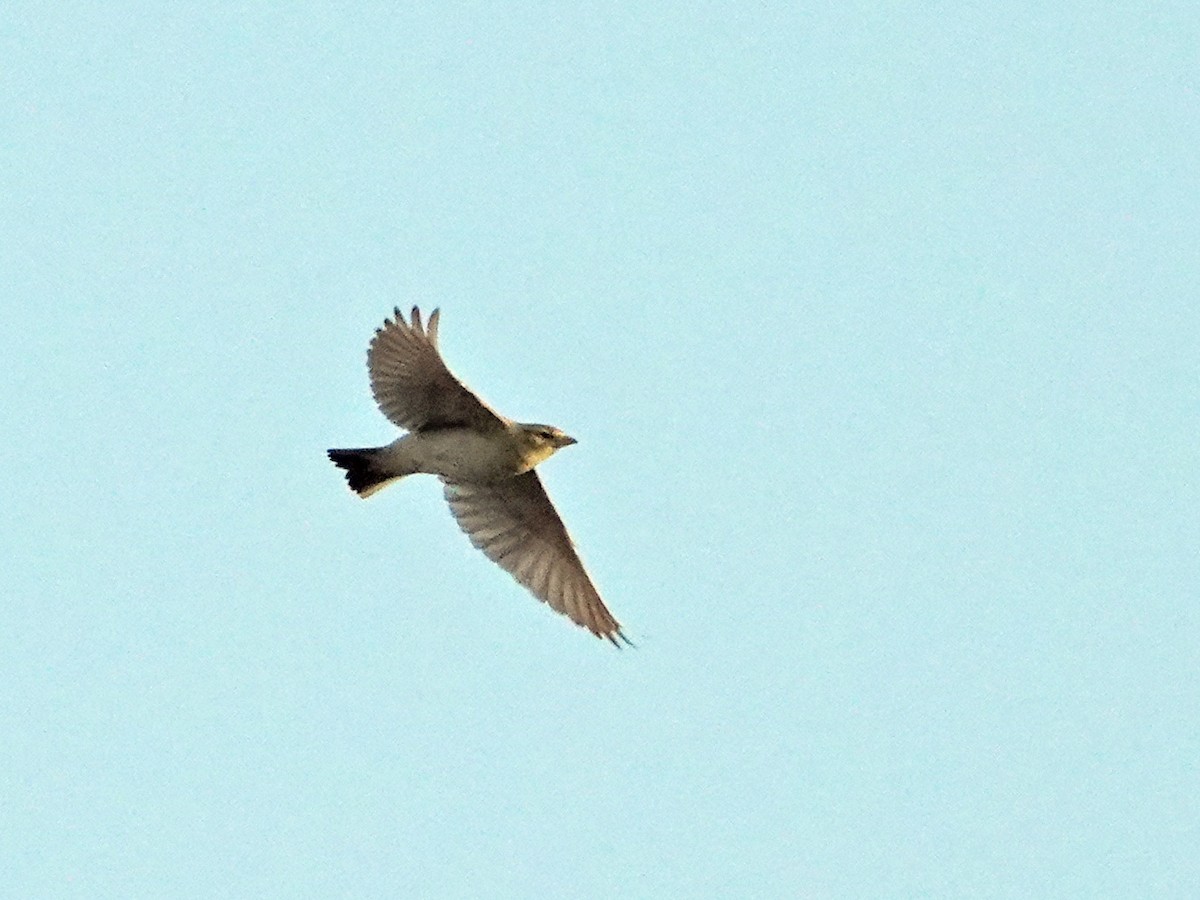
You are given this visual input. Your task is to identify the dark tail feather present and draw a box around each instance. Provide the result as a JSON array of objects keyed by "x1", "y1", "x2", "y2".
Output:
[{"x1": 327, "y1": 448, "x2": 397, "y2": 498}]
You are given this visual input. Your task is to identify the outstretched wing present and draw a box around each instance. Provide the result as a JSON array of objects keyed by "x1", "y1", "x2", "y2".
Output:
[
  {"x1": 443, "y1": 472, "x2": 629, "y2": 645},
  {"x1": 368, "y1": 307, "x2": 508, "y2": 433}
]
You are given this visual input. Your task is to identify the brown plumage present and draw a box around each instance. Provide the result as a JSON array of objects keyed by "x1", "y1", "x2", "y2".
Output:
[{"x1": 329, "y1": 307, "x2": 629, "y2": 646}]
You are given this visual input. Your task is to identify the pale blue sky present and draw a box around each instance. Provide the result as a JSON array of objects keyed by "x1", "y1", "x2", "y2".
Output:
[{"x1": 3, "y1": 3, "x2": 1198, "y2": 897}]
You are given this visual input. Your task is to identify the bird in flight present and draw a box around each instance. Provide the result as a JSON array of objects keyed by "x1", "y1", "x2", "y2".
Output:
[{"x1": 328, "y1": 307, "x2": 629, "y2": 646}]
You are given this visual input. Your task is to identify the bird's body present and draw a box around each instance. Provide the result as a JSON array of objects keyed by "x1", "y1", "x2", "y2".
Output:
[
  {"x1": 389, "y1": 426, "x2": 532, "y2": 479},
  {"x1": 330, "y1": 423, "x2": 568, "y2": 495},
  {"x1": 328, "y1": 307, "x2": 627, "y2": 645}
]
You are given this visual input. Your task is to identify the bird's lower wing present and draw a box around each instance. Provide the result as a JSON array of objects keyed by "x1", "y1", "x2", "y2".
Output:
[{"x1": 443, "y1": 472, "x2": 628, "y2": 645}]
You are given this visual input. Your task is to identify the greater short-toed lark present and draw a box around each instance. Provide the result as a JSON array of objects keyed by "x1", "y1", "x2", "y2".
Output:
[{"x1": 328, "y1": 307, "x2": 628, "y2": 646}]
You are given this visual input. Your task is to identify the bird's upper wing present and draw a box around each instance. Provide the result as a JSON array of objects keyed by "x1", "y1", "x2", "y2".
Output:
[
  {"x1": 368, "y1": 307, "x2": 508, "y2": 433},
  {"x1": 443, "y1": 471, "x2": 629, "y2": 645}
]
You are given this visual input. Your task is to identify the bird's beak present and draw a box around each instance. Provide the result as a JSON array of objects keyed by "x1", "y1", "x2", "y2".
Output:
[{"x1": 558, "y1": 434, "x2": 578, "y2": 448}]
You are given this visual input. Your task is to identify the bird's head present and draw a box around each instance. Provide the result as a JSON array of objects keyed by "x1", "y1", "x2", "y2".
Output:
[{"x1": 515, "y1": 423, "x2": 578, "y2": 466}]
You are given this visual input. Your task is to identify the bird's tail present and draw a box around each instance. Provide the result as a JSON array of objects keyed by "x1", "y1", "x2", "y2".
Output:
[{"x1": 327, "y1": 447, "x2": 407, "y2": 498}]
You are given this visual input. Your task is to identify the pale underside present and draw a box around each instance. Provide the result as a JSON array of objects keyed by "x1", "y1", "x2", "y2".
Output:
[{"x1": 365, "y1": 307, "x2": 628, "y2": 645}]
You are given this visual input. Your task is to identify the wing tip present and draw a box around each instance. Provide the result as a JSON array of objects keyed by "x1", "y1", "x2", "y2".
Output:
[
  {"x1": 375, "y1": 305, "x2": 439, "y2": 343},
  {"x1": 604, "y1": 628, "x2": 635, "y2": 649}
]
